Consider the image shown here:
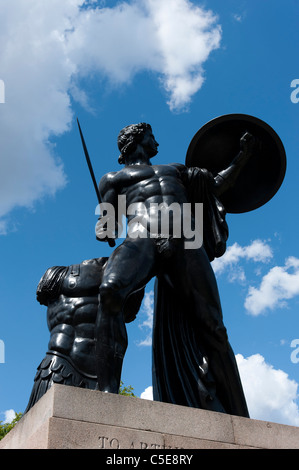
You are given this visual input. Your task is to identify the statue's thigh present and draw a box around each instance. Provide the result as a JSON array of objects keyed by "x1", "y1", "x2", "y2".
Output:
[{"x1": 102, "y1": 237, "x2": 157, "y2": 293}]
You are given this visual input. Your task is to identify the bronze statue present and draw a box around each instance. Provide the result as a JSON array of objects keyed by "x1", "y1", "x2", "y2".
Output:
[
  {"x1": 93, "y1": 115, "x2": 286, "y2": 416},
  {"x1": 90, "y1": 116, "x2": 265, "y2": 416},
  {"x1": 26, "y1": 114, "x2": 285, "y2": 417},
  {"x1": 25, "y1": 257, "x2": 144, "y2": 413}
]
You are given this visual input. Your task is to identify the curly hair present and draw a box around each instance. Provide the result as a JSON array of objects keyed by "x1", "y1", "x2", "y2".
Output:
[{"x1": 117, "y1": 123, "x2": 152, "y2": 165}]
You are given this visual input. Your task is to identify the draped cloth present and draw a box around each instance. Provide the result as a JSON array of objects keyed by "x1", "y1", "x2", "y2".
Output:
[{"x1": 152, "y1": 168, "x2": 249, "y2": 417}]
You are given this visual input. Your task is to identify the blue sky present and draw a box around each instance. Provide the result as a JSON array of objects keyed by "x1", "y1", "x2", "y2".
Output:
[{"x1": 0, "y1": 0, "x2": 299, "y2": 427}]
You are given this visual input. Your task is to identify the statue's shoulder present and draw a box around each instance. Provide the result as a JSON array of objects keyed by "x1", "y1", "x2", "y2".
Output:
[
  {"x1": 99, "y1": 170, "x2": 119, "y2": 192},
  {"x1": 36, "y1": 265, "x2": 69, "y2": 306},
  {"x1": 100, "y1": 170, "x2": 117, "y2": 182},
  {"x1": 166, "y1": 163, "x2": 189, "y2": 181},
  {"x1": 166, "y1": 162, "x2": 188, "y2": 176},
  {"x1": 168, "y1": 162, "x2": 186, "y2": 170}
]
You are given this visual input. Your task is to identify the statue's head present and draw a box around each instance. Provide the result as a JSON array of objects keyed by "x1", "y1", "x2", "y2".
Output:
[{"x1": 117, "y1": 122, "x2": 154, "y2": 164}]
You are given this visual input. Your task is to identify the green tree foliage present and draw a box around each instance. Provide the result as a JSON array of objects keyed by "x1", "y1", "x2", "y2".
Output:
[
  {"x1": 119, "y1": 381, "x2": 136, "y2": 397},
  {"x1": 0, "y1": 412, "x2": 22, "y2": 440}
]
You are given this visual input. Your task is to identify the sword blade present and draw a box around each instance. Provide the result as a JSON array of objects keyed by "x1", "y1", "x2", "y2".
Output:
[
  {"x1": 77, "y1": 118, "x2": 115, "y2": 248},
  {"x1": 77, "y1": 118, "x2": 101, "y2": 204}
]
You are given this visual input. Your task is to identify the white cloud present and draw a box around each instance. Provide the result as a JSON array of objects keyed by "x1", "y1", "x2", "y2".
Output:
[
  {"x1": 212, "y1": 240, "x2": 273, "y2": 282},
  {"x1": 139, "y1": 355, "x2": 299, "y2": 427},
  {"x1": 245, "y1": 256, "x2": 299, "y2": 316},
  {"x1": 140, "y1": 385, "x2": 153, "y2": 400},
  {"x1": 67, "y1": 0, "x2": 222, "y2": 110},
  {"x1": 137, "y1": 290, "x2": 154, "y2": 346},
  {"x1": 0, "y1": 0, "x2": 221, "y2": 229},
  {"x1": 1, "y1": 409, "x2": 16, "y2": 424},
  {"x1": 212, "y1": 241, "x2": 299, "y2": 316},
  {"x1": 232, "y1": 13, "x2": 246, "y2": 23},
  {"x1": 143, "y1": 0, "x2": 222, "y2": 110},
  {"x1": 0, "y1": 0, "x2": 75, "y2": 224},
  {"x1": 236, "y1": 354, "x2": 299, "y2": 426}
]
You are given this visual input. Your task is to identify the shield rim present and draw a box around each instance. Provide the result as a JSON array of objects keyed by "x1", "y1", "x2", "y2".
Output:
[{"x1": 185, "y1": 113, "x2": 287, "y2": 213}]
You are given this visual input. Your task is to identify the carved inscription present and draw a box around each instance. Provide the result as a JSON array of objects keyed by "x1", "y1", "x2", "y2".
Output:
[{"x1": 98, "y1": 436, "x2": 182, "y2": 449}]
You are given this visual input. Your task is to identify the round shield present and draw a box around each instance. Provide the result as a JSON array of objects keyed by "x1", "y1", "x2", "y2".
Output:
[{"x1": 185, "y1": 114, "x2": 286, "y2": 213}]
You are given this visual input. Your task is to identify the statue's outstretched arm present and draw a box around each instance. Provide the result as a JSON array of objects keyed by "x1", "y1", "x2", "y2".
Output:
[{"x1": 213, "y1": 132, "x2": 255, "y2": 197}]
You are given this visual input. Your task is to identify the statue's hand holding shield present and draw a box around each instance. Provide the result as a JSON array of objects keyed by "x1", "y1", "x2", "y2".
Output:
[{"x1": 186, "y1": 114, "x2": 286, "y2": 214}]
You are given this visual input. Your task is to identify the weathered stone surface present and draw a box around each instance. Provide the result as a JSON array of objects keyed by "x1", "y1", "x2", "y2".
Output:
[{"x1": 1, "y1": 384, "x2": 298, "y2": 449}]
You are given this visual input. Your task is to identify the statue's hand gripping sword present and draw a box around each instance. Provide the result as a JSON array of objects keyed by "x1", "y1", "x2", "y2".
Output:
[{"x1": 77, "y1": 118, "x2": 115, "y2": 248}]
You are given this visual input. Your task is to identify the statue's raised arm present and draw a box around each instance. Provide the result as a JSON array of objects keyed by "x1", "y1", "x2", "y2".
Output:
[{"x1": 213, "y1": 131, "x2": 256, "y2": 197}]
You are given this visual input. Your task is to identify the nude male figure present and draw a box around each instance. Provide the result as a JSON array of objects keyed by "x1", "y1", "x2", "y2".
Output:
[{"x1": 95, "y1": 122, "x2": 253, "y2": 401}]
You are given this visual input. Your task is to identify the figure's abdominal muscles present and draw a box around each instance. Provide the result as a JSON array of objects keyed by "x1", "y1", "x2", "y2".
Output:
[{"x1": 47, "y1": 298, "x2": 98, "y2": 376}]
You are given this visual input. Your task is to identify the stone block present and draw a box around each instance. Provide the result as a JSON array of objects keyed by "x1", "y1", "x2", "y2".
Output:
[{"x1": 1, "y1": 384, "x2": 298, "y2": 449}]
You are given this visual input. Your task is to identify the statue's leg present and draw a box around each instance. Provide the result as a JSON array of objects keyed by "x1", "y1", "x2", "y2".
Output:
[{"x1": 95, "y1": 238, "x2": 157, "y2": 393}]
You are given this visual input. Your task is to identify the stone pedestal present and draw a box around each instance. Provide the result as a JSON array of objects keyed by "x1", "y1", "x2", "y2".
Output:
[{"x1": 1, "y1": 384, "x2": 299, "y2": 449}]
